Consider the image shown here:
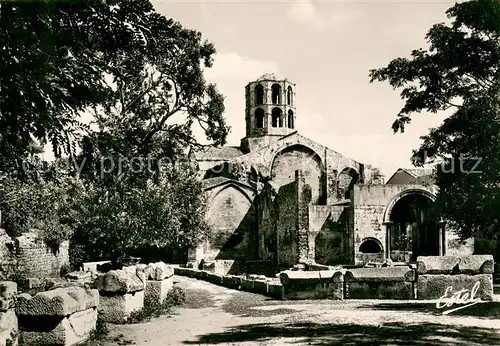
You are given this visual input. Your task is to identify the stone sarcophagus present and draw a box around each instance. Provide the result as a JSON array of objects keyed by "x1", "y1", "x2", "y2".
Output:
[
  {"x1": 95, "y1": 269, "x2": 145, "y2": 323},
  {"x1": 416, "y1": 255, "x2": 494, "y2": 301},
  {"x1": 344, "y1": 266, "x2": 416, "y2": 299},
  {"x1": 16, "y1": 286, "x2": 99, "y2": 346},
  {"x1": 0, "y1": 281, "x2": 18, "y2": 346},
  {"x1": 279, "y1": 270, "x2": 343, "y2": 300},
  {"x1": 136, "y1": 262, "x2": 174, "y2": 304}
]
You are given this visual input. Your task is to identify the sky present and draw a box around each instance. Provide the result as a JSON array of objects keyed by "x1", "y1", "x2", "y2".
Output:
[{"x1": 151, "y1": 0, "x2": 457, "y2": 177}]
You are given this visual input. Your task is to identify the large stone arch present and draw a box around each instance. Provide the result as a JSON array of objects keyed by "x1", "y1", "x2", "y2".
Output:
[
  {"x1": 205, "y1": 183, "x2": 257, "y2": 262},
  {"x1": 337, "y1": 167, "x2": 360, "y2": 200},
  {"x1": 383, "y1": 188, "x2": 436, "y2": 224},
  {"x1": 269, "y1": 144, "x2": 326, "y2": 204},
  {"x1": 383, "y1": 188, "x2": 441, "y2": 262}
]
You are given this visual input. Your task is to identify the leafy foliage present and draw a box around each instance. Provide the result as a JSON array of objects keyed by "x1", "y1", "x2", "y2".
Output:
[
  {"x1": 72, "y1": 162, "x2": 209, "y2": 263},
  {"x1": 0, "y1": 174, "x2": 84, "y2": 250},
  {"x1": 1, "y1": 0, "x2": 227, "y2": 262},
  {"x1": 369, "y1": 0, "x2": 500, "y2": 241}
]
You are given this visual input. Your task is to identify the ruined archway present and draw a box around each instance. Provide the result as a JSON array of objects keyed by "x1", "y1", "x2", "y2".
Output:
[
  {"x1": 337, "y1": 167, "x2": 359, "y2": 200},
  {"x1": 387, "y1": 191, "x2": 440, "y2": 262},
  {"x1": 270, "y1": 144, "x2": 326, "y2": 204}
]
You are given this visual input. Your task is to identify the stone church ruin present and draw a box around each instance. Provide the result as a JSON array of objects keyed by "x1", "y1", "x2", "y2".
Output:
[{"x1": 189, "y1": 73, "x2": 473, "y2": 275}]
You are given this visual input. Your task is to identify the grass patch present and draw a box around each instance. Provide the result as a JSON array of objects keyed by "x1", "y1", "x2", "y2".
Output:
[{"x1": 127, "y1": 286, "x2": 186, "y2": 324}]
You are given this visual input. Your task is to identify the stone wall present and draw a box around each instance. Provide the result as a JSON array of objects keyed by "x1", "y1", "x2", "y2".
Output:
[
  {"x1": 276, "y1": 181, "x2": 299, "y2": 267},
  {"x1": 0, "y1": 229, "x2": 70, "y2": 280},
  {"x1": 352, "y1": 185, "x2": 473, "y2": 265}
]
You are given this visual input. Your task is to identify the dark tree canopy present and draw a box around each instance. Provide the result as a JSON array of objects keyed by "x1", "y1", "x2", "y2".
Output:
[
  {"x1": 370, "y1": 0, "x2": 500, "y2": 241},
  {"x1": 1, "y1": 0, "x2": 229, "y2": 179}
]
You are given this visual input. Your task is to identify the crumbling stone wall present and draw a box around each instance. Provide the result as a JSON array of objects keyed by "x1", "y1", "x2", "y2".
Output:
[
  {"x1": 205, "y1": 185, "x2": 257, "y2": 261},
  {"x1": 0, "y1": 229, "x2": 69, "y2": 280},
  {"x1": 314, "y1": 206, "x2": 350, "y2": 266}
]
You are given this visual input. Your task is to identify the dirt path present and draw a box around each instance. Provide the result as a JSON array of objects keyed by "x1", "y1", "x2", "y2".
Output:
[{"x1": 101, "y1": 276, "x2": 500, "y2": 346}]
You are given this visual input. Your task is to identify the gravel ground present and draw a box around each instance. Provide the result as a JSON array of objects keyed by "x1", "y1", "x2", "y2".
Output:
[{"x1": 99, "y1": 276, "x2": 500, "y2": 346}]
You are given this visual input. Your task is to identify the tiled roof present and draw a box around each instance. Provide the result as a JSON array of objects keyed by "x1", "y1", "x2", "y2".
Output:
[
  {"x1": 192, "y1": 146, "x2": 243, "y2": 161},
  {"x1": 403, "y1": 168, "x2": 435, "y2": 178}
]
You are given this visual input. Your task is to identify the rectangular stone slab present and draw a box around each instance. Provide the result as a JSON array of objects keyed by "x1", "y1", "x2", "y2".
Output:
[
  {"x1": 416, "y1": 256, "x2": 460, "y2": 275},
  {"x1": 346, "y1": 281, "x2": 414, "y2": 300},
  {"x1": 417, "y1": 274, "x2": 493, "y2": 301},
  {"x1": 345, "y1": 267, "x2": 415, "y2": 282},
  {"x1": 99, "y1": 291, "x2": 144, "y2": 324},
  {"x1": 283, "y1": 281, "x2": 343, "y2": 300},
  {"x1": 279, "y1": 270, "x2": 339, "y2": 285},
  {"x1": 94, "y1": 270, "x2": 144, "y2": 294},
  {"x1": 458, "y1": 255, "x2": 494, "y2": 274},
  {"x1": 221, "y1": 275, "x2": 242, "y2": 290},
  {"x1": 20, "y1": 307, "x2": 97, "y2": 346},
  {"x1": 145, "y1": 277, "x2": 173, "y2": 304}
]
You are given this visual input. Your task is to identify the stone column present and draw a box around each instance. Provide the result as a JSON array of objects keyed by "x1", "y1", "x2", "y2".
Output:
[
  {"x1": 296, "y1": 170, "x2": 310, "y2": 263},
  {"x1": 384, "y1": 222, "x2": 392, "y2": 260}
]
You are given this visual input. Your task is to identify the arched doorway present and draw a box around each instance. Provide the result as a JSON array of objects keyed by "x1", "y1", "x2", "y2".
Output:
[{"x1": 387, "y1": 192, "x2": 441, "y2": 262}]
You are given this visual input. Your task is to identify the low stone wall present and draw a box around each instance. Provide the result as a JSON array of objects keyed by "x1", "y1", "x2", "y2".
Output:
[
  {"x1": 17, "y1": 286, "x2": 99, "y2": 346},
  {"x1": 95, "y1": 269, "x2": 145, "y2": 323},
  {"x1": 345, "y1": 266, "x2": 416, "y2": 300},
  {"x1": 280, "y1": 270, "x2": 343, "y2": 300},
  {"x1": 137, "y1": 262, "x2": 174, "y2": 304},
  {"x1": 0, "y1": 281, "x2": 18, "y2": 346},
  {"x1": 174, "y1": 267, "x2": 283, "y2": 299},
  {"x1": 416, "y1": 255, "x2": 494, "y2": 301}
]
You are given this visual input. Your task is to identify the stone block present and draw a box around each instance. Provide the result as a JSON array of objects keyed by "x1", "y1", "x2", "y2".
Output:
[
  {"x1": 346, "y1": 281, "x2": 414, "y2": 300},
  {"x1": 94, "y1": 270, "x2": 144, "y2": 294},
  {"x1": 279, "y1": 270, "x2": 338, "y2": 285},
  {"x1": 267, "y1": 283, "x2": 283, "y2": 299},
  {"x1": 458, "y1": 255, "x2": 494, "y2": 274},
  {"x1": 145, "y1": 277, "x2": 173, "y2": 304},
  {"x1": 416, "y1": 256, "x2": 460, "y2": 275},
  {"x1": 417, "y1": 274, "x2": 493, "y2": 301},
  {"x1": 66, "y1": 271, "x2": 91, "y2": 281},
  {"x1": 345, "y1": 267, "x2": 415, "y2": 282},
  {"x1": 19, "y1": 307, "x2": 97, "y2": 346},
  {"x1": 17, "y1": 287, "x2": 99, "y2": 317},
  {"x1": 99, "y1": 290, "x2": 144, "y2": 323},
  {"x1": 0, "y1": 309, "x2": 18, "y2": 346},
  {"x1": 0, "y1": 282, "x2": 17, "y2": 301},
  {"x1": 221, "y1": 275, "x2": 242, "y2": 290},
  {"x1": 206, "y1": 273, "x2": 223, "y2": 285},
  {"x1": 240, "y1": 278, "x2": 254, "y2": 291},
  {"x1": 252, "y1": 280, "x2": 267, "y2": 295},
  {"x1": 82, "y1": 261, "x2": 111, "y2": 273}
]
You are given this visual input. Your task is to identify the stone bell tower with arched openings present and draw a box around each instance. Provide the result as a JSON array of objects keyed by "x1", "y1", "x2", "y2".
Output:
[{"x1": 240, "y1": 73, "x2": 297, "y2": 153}]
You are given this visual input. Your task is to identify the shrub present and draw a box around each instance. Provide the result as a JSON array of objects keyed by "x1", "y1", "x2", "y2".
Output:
[{"x1": 127, "y1": 286, "x2": 186, "y2": 324}]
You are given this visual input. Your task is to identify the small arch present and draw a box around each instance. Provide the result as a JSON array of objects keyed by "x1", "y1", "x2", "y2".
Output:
[
  {"x1": 271, "y1": 83, "x2": 281, "y2": 104},
  {"x1": 271, "y1": 108, "x2": 282, "y2": 128},
  {"x1": 359, "y1": 237, "x2": 383, "y2": 254},
  {"x1": 254, "y1": 108, "x2": 264, "y2": 128},
  {"x1": 337, "y1": 167, "x2": 360, "y2": 199},
  {"x1": 255, "y1": 84, "x2": 264, "y2": 105},
  {"x1": 287, "y1": 86, "x2": 293, "y2": 106},
  {"x1": 287, "y1": 110, "x2": 294, "y2": 129}
]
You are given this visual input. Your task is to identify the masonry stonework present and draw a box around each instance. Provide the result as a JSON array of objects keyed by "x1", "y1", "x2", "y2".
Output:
[{"x1": 189, "y1": 74, "x2": 478, "y2": 274}]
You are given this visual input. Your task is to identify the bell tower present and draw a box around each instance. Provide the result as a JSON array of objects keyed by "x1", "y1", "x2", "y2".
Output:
[{"x1": 240, "y1": 73, "x2": 296, "y2": 153}]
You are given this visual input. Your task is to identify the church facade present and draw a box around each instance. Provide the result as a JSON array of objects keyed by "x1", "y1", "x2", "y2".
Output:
[{"x1": 189, "y1": 74, "x2": 473, "y2": 274}]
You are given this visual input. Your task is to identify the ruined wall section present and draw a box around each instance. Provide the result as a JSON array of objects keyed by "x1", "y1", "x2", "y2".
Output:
[{"x1": 0, "y1": 229, "x2": 69, "y2": 280}]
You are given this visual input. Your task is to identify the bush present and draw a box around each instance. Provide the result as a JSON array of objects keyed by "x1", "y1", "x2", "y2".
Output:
[{"x1": 127, "y1": 286, "x2": 186, "y2": 324}]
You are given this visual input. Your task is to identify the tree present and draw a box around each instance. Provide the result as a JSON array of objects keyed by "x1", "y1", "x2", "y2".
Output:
[
  {"x1": 369, "y1": 0, "x2": 500, "y2": 244},
  {"x1": 71, "y1": 162, "x2": 209, "y2": 264},
  {"x1": 1, "y1": 0, "x2": 229, "y2": 178}
]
